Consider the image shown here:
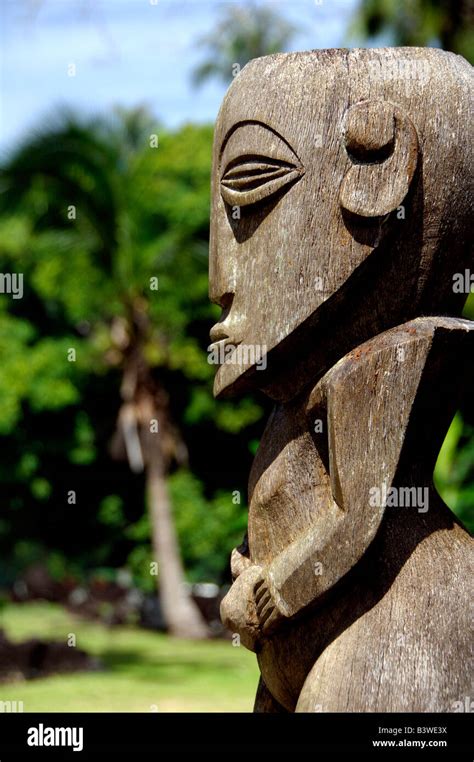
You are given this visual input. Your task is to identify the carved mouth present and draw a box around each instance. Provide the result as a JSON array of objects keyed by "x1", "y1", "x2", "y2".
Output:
[
  {"x1": 208, "y1": 337, "x2": 242, "y2": 354},
  {"x1": 209, "y1": 324, "x2": 229, "y2": 343},
  {"x1": 209, "y1": 319, "x2": 243, "y2": 347},
  {"x1": 208, "y1": 322, "x2": 244, "y2": 359}
]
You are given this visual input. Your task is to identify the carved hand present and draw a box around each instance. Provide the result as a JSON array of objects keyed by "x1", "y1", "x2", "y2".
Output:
[
  {"x1": 230, "y1": 534, "x2": 252, "y2": 580},
  {"x1": 220, "y1": 565, "x2": 286, "y2": 651},
  {"x1": 254, "y1": 577, "x2": 284, "y2": 635},
  {"x1": 220, "y1": 566, "x2": 262, "y2": 651}
]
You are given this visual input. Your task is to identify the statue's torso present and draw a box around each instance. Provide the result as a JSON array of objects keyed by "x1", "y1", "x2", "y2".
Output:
[{"x1": 248, "y1": 395, "x2": 332, "y2": 567}]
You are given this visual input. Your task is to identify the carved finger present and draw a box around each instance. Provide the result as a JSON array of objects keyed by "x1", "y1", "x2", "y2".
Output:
[
  {"x1": 255, "y1": 586, "x2": 270, "y2": 606},
  {"x1": 256, "y1": 593, "x2": 271, "y2": 614},
  {"x1": 259, "y1": 599, "x2": 276, "y2": 625}
]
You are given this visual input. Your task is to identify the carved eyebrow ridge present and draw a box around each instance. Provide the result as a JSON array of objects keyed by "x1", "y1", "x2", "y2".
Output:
[{"x1": 218, "y1": 119, "x2": 303, "y2": 164}]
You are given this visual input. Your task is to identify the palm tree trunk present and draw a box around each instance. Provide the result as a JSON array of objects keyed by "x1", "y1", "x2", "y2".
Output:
[
  {"x1": 145, "y1": 438, "x2": 209, "y2": 639},
  {"x1": 118, "y1": 326, "x2": 208, "y2": 639}
]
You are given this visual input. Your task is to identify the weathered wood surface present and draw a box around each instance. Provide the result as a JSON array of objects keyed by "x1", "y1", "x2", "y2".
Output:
[{"x1": 209, "y1": 48, "x2": 473, "y2": 712}]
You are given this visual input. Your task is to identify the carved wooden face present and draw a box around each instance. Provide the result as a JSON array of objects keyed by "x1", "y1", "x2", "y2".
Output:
[{"x1": 209, "y1": 49, "x2": 472, "y2": 398}]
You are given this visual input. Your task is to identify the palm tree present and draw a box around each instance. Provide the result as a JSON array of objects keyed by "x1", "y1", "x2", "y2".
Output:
[
  {"x1": 0, "y1": 109, "x2": 209, "y2": 638},
  {"x1": 193, "y1": 1, "x2": 298, "y2": 85}
]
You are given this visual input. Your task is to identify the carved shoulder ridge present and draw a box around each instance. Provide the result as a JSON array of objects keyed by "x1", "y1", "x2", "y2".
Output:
[{"x1": 320, "y1": 317, "x2": 474, "y2": 391}]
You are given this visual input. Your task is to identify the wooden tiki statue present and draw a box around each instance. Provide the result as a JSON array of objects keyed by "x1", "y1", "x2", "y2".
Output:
[{"x1": 208, "y1": 48, "x2": 474, "y2": 712}]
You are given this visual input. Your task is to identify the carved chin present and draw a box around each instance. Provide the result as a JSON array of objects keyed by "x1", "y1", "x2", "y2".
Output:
[
  {"x1": 213, "y1": 359, "x2": 244, "y2": 398},
  {"x1": 212, "y1": 345, "x2": 261, "y2": 398}
]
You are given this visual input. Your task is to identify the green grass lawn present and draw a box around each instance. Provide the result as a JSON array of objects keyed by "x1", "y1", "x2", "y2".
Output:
[{"x1": 0, "y1": 602, "x2": 259, "y2": 712}]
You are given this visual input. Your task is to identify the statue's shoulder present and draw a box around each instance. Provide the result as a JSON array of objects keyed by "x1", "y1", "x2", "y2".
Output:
[{"x1": 307, "y1": 317, "x2": 474, "y2": 415}]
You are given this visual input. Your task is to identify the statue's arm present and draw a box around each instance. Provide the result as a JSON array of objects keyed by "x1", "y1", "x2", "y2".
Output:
[
  {"x1": 262, "y1": 318, "x2": 474, "y2": 623},
  {"x1": 262, "y1": 325, "x2": 436, "y2": 622}
]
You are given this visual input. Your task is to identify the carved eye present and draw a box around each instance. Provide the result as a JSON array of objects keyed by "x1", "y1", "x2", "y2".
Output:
[{"x1": 220, "y1": 155, "x2": 303, "y2": 207}]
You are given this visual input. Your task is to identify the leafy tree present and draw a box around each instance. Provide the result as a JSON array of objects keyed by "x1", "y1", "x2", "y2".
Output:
[
  {"x1": 0, "y1": 110, "x2": 263, "y2": 635},
  {"x1": 193, "y1": 1, "x2": 298, "y2": 85}
]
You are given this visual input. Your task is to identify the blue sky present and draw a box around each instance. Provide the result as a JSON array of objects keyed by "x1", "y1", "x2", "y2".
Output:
[{"x1": 1, "y1": 0, "x2": 359, "y2": 152}]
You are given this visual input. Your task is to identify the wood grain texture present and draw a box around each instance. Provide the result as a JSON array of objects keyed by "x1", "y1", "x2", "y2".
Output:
[{"x1": 209, "y1": 48, "x2": 474, "y2": 712}]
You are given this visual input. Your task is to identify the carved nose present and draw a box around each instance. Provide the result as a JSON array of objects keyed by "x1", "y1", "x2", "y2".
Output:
[
  {"x1": 209, "y1": 224, "x2": 236, "y2": 306},
  {"x1": 216, "y1": 291, "x2": 234, "y2": 311},
  {"x1": 212, "y1": 292, "x2": 234, "y2": 317},
  {"x1": 209, "y1": 252, "x2": 236, "y2": 307}
]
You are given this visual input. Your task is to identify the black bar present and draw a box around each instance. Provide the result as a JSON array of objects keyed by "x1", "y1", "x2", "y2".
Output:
[{"x1": 0, "y1": 712, "x2": 471, "y2": 758}]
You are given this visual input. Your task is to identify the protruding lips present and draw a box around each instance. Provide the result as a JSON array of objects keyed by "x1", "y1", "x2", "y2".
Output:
[{"x1": 208, "y1": 322, "x2": 242, "y2": 352}]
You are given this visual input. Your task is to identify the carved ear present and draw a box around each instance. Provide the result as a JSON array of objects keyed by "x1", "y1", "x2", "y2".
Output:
[{"x1": 340, "y1": 100, "x2": 419, "y2": 218}]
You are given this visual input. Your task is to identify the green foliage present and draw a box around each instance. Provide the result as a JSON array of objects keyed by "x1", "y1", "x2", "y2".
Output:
[
  {"x1": 70, "y1": 412, "x2": 97, "y2": 465},
  {"x1": 0, "y1": 307, "x2": 81, "y2": 432},
  {"x1": 98, "y1": 495, "x2": 125, "y2": 528},
  {"x1": 170, "y1": 471, "x2": 248, "y2": 582},
  {"x1": 436, "y1": 415, "x2": 474, "y2": 533},
  {"x1": 351, "y1": 0, "x2": 473, "y2": 63},
  {"x1": 123, "y1": 470, "x2": 248, "y2": 586},
  {"x1": 0, "y1": 109, "x2": 263, "y2": 587},
  {"x1": 463, "y1": 292, "x2": 474, "y2": 320}
]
